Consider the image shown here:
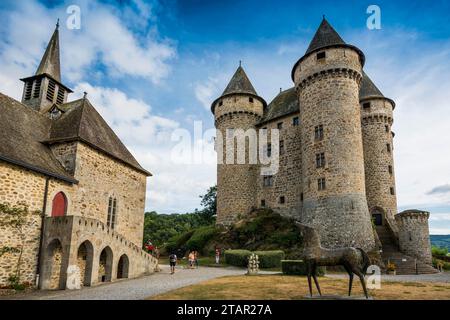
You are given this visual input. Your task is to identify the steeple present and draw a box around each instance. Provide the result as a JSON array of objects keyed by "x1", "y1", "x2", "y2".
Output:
[
  {"x1": 35, "y1": 20, "x2": 61, "y2": 82},
  {"x1": 305, "y1": 17, "x2": 346, "y2": 55},
  {"x1": 20, "y1": 21, "x2": 72, "y2": 113},
  {"x1": 222, "y1": 65, "x2": 258, "y2": 97}
]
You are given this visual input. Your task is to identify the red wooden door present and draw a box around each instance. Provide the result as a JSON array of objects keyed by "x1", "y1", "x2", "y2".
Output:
[{"x1": 51, "y1": 192, "x2": 67, "y2": 217}]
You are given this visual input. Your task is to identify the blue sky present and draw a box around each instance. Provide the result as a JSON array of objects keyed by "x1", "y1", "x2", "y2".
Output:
[{"x1": 1, "y1": 0, "x2": 450, "y2": 234}]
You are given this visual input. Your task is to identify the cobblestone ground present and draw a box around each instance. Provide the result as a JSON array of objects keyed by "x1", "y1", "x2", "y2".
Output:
[
  {"x1": 326, "y1": 271, "x2": 450, "y2": 283},
  {"x1": 1, "y1": 265, "x2": 247, "y2": 300}
]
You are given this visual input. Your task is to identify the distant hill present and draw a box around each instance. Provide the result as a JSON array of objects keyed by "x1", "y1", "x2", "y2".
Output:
[{"x1": 430, "y1": 235, "x2": 450, "y2": 250}]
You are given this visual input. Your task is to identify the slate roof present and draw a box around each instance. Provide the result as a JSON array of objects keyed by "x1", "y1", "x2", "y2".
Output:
[
  {"x1": 45, "y1": 98, "x2": 150, "y2": 175},
  {"x1": 0, "y1": 92, "x2": 76, "y2": 183},
  {"x1": 360, "y1": 71, "x2": 396, "y2": 108},
  {"x1": 305, "y1": 18, "x2": 346, "y2": 55},
  {"x1": 211, "y1": 65, "x2": 266, "y2": 113},
  {"x1": 259, "y1": 88, "x2": 299, "y2": 124},
  {"x1": 0, "y1": 92, "x2": 151, "y2": 182}
]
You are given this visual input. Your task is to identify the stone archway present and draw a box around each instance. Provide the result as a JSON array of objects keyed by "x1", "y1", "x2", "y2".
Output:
[
  {"x1": 371, "y1": 207, "x2": 384, "y2": 226},
  {"x1": 98, "y1": 246, "x2": 113, "y2": 282},
  {"x1": 77, "y1": 240, "x2": 94, "y2": 286},
  {"x1": 41, "y1": 239, "x2": 64, "y2": 290},
  {"x1": 117, "y1": 254, "x2": 129, "y2": 279}
]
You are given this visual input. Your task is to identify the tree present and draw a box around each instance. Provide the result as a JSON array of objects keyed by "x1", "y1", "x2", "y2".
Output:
[{"x1": 198, "y1": 185, "x2": 217, "y2": 224}]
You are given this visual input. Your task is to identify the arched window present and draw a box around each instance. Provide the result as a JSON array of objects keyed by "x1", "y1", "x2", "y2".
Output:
[
  {"x1": 51, "y1": 192, "x2": 67, "y2": 217},
  {"x1": 107, "y1": 197, "x2": 117, "y2": 229}
]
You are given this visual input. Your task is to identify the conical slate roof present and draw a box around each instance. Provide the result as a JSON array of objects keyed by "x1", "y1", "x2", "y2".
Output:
[
  {"x1": 222, "y1": 66, "x2": 258, "y2": 96},
  {"x1": 35, "y1": 23, "x2": 61, "y2": 82},
  {"x1": 360, "y1": 71, "x2": 384, "y2": 99},
  {"x1": 305, "y1": 18, "x2": 346, "y2": 55}
]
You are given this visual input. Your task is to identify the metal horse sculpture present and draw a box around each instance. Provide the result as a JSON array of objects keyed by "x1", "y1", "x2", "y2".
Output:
[{"x1": 296, "y1": 222, "x2": 370, "y2": 299}]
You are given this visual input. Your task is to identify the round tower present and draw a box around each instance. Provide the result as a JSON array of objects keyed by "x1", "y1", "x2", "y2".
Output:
[
  {"x1": 360, "y1": 72, "x2": 398, "y2": 226},
  {"x1": 211, "y1": 65, "x2": 266, "y2": 226},
  {"x1": 395, "y1": 210, "x2": 432, "y2": 264},
  {"x1": 291, "y1": 18, "x2": 375, "y2": 251}
]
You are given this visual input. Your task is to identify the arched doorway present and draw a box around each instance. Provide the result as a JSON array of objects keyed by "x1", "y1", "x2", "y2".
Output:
[
  {"x1": 117, "y1": 254, "x2": 129, "y2": 279},
  {"x1": 77, "y1": 241, "x2": 94, "y2": 286},
  {"x1": 371, "y1": 208, "x2": 384, "y2": 226},
  {"x1": 51, "y1": 192, "x2": 67, "y2": 217},
  {"x1": 43, "y1": 239, "x2": 64, "y2": 290},
  {"x1": 98, "y1": 246, "x2": 113, "y2": 283}
]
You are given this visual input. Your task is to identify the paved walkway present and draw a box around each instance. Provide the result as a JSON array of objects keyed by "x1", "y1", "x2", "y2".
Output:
[
  {"x1": 326, "y1": 271, "x2": 450, "y2": 283},
  {"x1": 2, "y1": 265, "x2": 247, "y2": 300}
]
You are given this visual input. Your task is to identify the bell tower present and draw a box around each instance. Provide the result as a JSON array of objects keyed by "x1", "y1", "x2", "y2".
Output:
[{"x1": 20, "y1": 20, "x2": 73, "y2": 113}]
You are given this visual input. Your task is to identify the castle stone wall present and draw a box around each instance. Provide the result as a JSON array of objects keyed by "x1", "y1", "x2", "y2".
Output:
[
  {"x1": 294, "y1": 47, "x2": 375, "y2": 251},
  {"x1": 256, "y1": 113, "x2": 303, "y2": 219},
  {"x1": 0, "y1": 161, "x2": 71, "y2": 286},
  {"x1": 395, "y1": 210, "x2": 432, "y2": 264}
]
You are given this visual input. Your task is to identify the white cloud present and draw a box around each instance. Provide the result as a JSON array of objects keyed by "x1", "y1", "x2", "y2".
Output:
[{"x1": 194, "y1": 77, "x2": 219, "y2": 110}]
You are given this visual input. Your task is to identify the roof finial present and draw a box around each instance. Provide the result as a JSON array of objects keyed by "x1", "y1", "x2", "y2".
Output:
[
  {"x1": 83, "y1": 92, "x2": 88, "y2": 100},
  {"x1": 56, "y1": 18, "x2": 60, "y2": 30},
  {"x1": 239, "y1": 60, "x2": 242, "y2": 67},
  {"x1": 280, "y1": 87, "x2": 282, "y2": 93}
]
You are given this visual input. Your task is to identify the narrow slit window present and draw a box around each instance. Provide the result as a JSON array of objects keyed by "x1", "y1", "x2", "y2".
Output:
[
  {"x1": 293, "y1": 117, "x2": 299, "y2": 126},
  {"x1": 315, "y1": 125, "x2": 324, "y2": 140},
  {"x1": 318, "y1": 178, "x2": 326, "y2": 191}
]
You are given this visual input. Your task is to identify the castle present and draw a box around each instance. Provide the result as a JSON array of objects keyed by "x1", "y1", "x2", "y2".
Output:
[
  {"x1": 0, "y1": 23, "x2": 157, "y2": 289},
  {"x1": 212, "y1": 18, "x2": 435, "y2": 274}
]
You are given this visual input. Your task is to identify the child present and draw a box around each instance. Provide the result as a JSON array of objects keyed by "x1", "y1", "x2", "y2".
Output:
[{"x1": 169, "y1": 252, "x2": 177, "y2": 274}]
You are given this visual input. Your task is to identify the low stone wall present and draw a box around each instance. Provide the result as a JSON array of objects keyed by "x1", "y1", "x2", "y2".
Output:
[{"x1": 39, "y1": 215, "x2": 157, "y2": 290}]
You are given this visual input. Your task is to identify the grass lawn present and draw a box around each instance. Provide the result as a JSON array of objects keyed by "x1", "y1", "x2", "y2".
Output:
[{"x1": 150, "y1": 274, "x2": 450, "y2": 300}]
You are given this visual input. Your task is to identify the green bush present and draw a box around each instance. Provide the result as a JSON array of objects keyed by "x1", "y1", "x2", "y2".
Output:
[
  {"x1": 254, "y1": 250, "x2": 285, "y2": 268},
  {"x1": 432, "y1": 246, "x2": 449, "y2": 257},
  {"x1": 225, "y1": 249, "x2": 252, "y2": 267},
  {"x1": 165, "y1": 230, "x2": 195, "y2": 255},
  {"x1": 186, "y1": 226, "x2": 218, "y2": 252},
  {"x1": 281, "y1": 260, "x2": 325, "y2": 276}
]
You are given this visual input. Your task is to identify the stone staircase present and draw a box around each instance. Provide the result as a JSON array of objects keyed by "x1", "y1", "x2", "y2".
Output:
[{"x1": 376, "y1": 225, "x2": 437, "y2": 275}]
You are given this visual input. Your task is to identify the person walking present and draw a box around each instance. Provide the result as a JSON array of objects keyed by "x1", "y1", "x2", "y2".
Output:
[
  {"x1": 169, "y1": 252, "x2": 177, "y2": 274},
  {"x1": 215, "y1": 248, "x2": 220, "y2": 265},
  {"x1": 188, "y1": 251, "x2": 195, "y2": 269},
  {"x1": 194, "y1": 250, "x2": 199, "y2": 269}
]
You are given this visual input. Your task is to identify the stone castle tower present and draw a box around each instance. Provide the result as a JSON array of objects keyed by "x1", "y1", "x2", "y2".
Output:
[
  {"x1": 291, "y1": 18, "x2": 374, "y2": 251},
  {"x1": 211, "y1": 18, "x2": 435, "y2": 273},
  {"x1": 211, "y1": 66, "x2": 267, "y2": 225}
]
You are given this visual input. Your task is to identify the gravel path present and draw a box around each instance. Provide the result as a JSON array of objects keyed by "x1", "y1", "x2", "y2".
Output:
[
  {"x1": 326, "y1": 272, "x2": 450, "y2": 283},
  {"x1": 3, "y1": 265, "x2": 248, "y2": 300}
]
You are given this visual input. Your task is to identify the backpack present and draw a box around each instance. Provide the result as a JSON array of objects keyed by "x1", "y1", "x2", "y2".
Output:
[{"x1": 169, "y1": 254, "x2": 177, "y2": 262}]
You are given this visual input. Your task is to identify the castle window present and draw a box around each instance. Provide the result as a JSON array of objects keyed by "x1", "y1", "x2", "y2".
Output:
[
  {"x1": 315, "y1": 125, "x2": 324, "y2": 140},
  {"x1": 293, "y1": 117, "x2": 299, "y2": 126},
  {"x1": 219, "y1": 100, "x2": 223, "y2": 107},
  {"x1": 33, "y1": 78, "x2": 42, "y2": 98},
  {"x1": 388, "y1": 165, "x2": 393, "y2": 175},
  {"x1": 263, "y1": 176, "x2": 273, "y2": 187},
  {"x1": 24, "y1": 81, "x2": 33, "y2": 100},
  {"x1": 107, "y1": 197, "x2": 118, "y2": 229},
  {"x1": 47, "y1": 79, "x2": 56, "y2": 102},
  {"x1": 385, "y1": 125, "x2": 389, "y2": 133},
  {"x1": 363, "y1": 102, "x2": 371, "y2": 109},
  {"x1": 280, "y1": 140, "x2": 285, "y2": 155},
  {"x1": 266, "y1": 143, "x2": 272, "y2": 157},
  {"x1": 387, "y1": 143, "x2": 391, "y2": 153},
  {"x1": 56, "y1": 87, "x2": 65, "y2": 105},
  {"x1": 316, "y1": 152, "x2": 325, "y2": 168},
  {"x1": 300, "y1": 193, "x2": 304, "y2": 202},
  {"x1": 390, "y1": 187, "x2": 395, "y2": 195},
  {"x1": 277, "y1": 122, "x2": 283, "y2": 130},
  {"x1": 318, "y1": 178, "x2": 326, "y2": 191},
  {"x1": 279, "y1": 196, "x2": 285, "y2": 204},
  {"x1": 316, "y1": 51, "x2": 326, "y2": 60},
  {"x1": 261, "y1": 200, "x2": 266, "y2": 207},
  {"x1": 249, "y1": 97, "x2": 254, "y2": 103}
]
